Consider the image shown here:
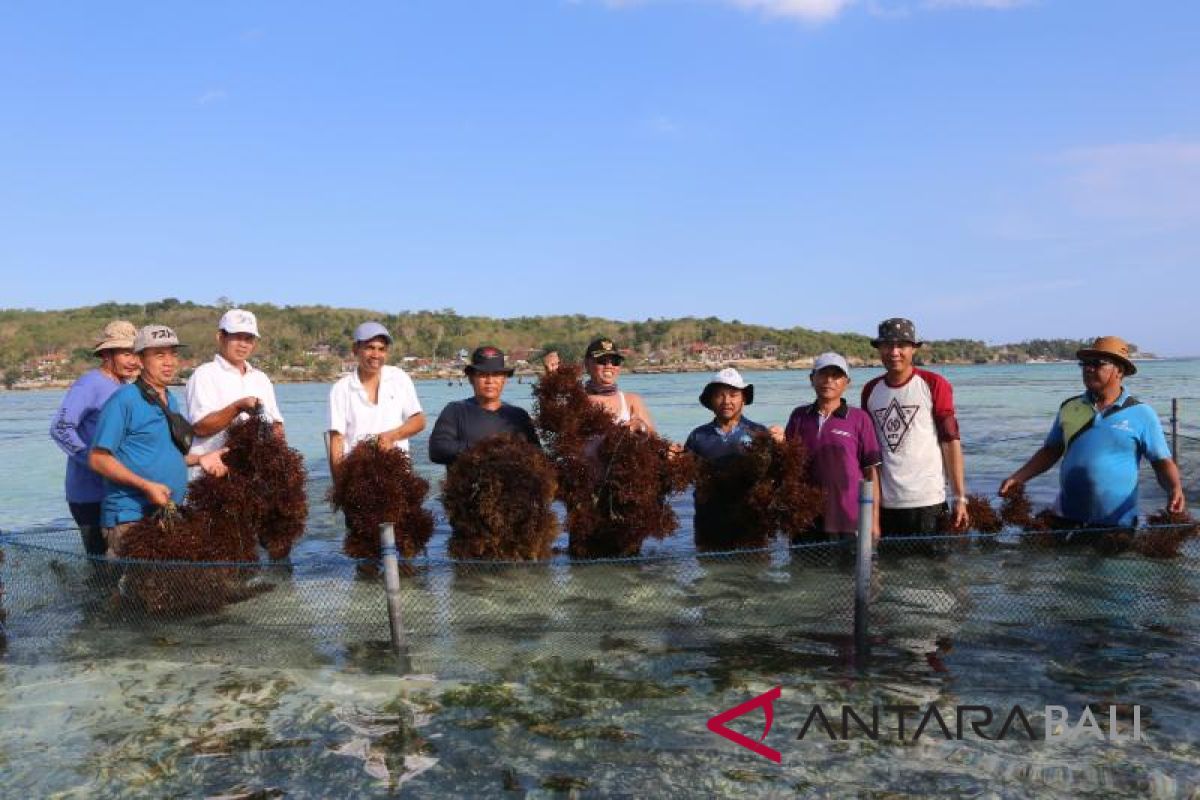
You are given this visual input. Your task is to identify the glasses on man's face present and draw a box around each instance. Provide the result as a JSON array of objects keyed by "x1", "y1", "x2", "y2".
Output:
[
  {"x1": 594, "y1": 356, "x2": 622, "y2": 367},
  {"x1": 1078, "y1": 358, "x2": 1114, "y2": 370}
]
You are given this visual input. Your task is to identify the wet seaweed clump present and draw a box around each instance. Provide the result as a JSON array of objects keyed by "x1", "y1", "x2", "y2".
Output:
[
  {"x1": 934, "y1": 494, "x2": 1000, "y2": 546},
  {"x1": 999, "y1": 484, "x2": 1038, "y2": 530},
  {"x1": 441, "y1": 434, "x2": 559, "y2": 561},
  {"x1": 964, "y1": 494, "x2": 1003, "y2": 534},
  {"x1": 116, "y1": 504, "x2": 264, "y2": 615},
  {"x1": 328, "y1": 441, "x2": 434, "y2": 559},
  {"x1": 1133, "y1": 510, "x2": 1200, "y2": 558},
  {"x1": 176, "y1": 410, "x2": 309, "y2": 562},
  {"x1": 533, "y1": 366, "x2": 695, "y2": 558},
  {"x1": 693, "y1": 433, "x2": 823, "y2": 550}
]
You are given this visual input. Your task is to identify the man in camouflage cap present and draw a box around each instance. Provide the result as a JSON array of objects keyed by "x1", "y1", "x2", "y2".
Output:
[{"x1": 861, "y1": 318, "x2": 969, "y2": 537}]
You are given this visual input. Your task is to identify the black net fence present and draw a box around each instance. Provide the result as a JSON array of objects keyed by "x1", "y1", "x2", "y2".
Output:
[{"x1": 3, "y1": 522, "x2": 1199, "y2": 681}]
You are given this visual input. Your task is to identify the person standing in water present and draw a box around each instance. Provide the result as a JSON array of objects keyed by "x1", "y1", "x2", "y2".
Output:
[
  {"x1": 326, "y1": 321, "x2": 425, "y2": 479},
  {"x1": 581, "y1": 336, "x2": 656, "y2": 433},
  {"x1": 429, "y1": 346, "x2": 539, "y2": 467},
  {"x1": 50, "y1": 320, "x2": 142, "y2": 555}
]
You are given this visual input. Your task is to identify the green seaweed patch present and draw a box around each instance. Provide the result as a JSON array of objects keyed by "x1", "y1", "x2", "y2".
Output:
[
  {"x1": 541, "y1": 774, "x2": 589, "y2": 791},
  {"x1": 527, "y1": 722, "x2": 639, "y2": 742},
  {"x1": 382, "y1": 691, "x2": 441, "y2": 717},
  {"x1": 459, "y1": 715, "x2": 503, "y2": 730},
  {"x1": 439, "y1": 682, "x2": 521, "y2": 711},
  {"x1": 526, "y1": 657, "x2": 687, "y2": 702},
  {"x1": 722, "y1": 768, "x2": 776, "y2": 783}
]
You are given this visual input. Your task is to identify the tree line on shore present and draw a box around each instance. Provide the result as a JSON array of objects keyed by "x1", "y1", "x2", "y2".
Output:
[{"x1": 0, "y1": 298, "x2": 1123, "y2": 386}]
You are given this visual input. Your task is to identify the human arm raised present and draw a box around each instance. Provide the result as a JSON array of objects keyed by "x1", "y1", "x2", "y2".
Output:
[{"x1": 191, "y1": 396, "x2": 261, "y2": 437}]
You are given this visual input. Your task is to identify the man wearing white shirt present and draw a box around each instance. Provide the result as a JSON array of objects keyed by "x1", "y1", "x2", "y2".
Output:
[
  {"x1": 327, "y1": 321, "x2": 425, "y2": 478},
  {"x1": 186, "y1": 309, "x2": 286, "y2": 465}
]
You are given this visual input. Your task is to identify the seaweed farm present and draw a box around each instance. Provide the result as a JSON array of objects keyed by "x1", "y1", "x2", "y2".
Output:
[{"x1": 3, "y1": 363, "x2": 1200, "y2": 796}]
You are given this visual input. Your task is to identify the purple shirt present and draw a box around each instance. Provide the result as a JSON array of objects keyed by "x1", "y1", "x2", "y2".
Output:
[
  {"x1": 50, "y1": 368, "x2": 124, "y2": 503},
  {"x1": 785, "y1": 399, "x2": 882, "y2": 534}
]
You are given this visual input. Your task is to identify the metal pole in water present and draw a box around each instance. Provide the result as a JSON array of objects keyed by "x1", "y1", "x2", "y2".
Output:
[
  {"x1": 854, "y1": 479, "x2": 874, "y2": 670},
  {"x1": 1171, "y1": 398, "x2": 1179, "y2": 462},
  {"x1": 379, "y1": 522, "x2": 408, "y2": 658}
]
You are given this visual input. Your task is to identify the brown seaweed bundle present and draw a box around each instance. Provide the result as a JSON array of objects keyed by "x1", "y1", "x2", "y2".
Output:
[
  {"x1": 133, "y1": 409, "x2": 310, "y2": 567},
  {"x1": 116, "y1": 505, "x2": 264, "y2": 615},
  {"x1": 533, "y1": 365, "x2": 695, "y2": 558},
  {"x1": 565, "y1": 426, "x2": 696, "y2": 558},
  {"x1": 532, "y1": 365, "x2": 615, "y2": 462},
  {"x1": 693, "y1": 433, "x2": 823, "y2": 550},
  {"x1": 1134, "y1": 509, "x2": 1200, "y2": 558},
  {"x1": 441, "y1": 434, "x2": 559, "y2": 561},
  {"x1": 999, "y1": 484, "x2": 1037, "y2": 530},
  {"x1": 215, "y1": 410, "x2": 308, "y2": 559},
  {"x1": 328, "y1": 442, "x2": 434, "y2": 559},
  {"x1": 965, "y1": 494, "x2": 1003, "y2": 534}
]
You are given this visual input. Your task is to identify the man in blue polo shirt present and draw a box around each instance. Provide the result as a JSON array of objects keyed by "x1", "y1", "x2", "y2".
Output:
[
  {"x1": 1000, "y1": 336, "x2": 1185, "y2": 532},
  {"x1": 89, "y1": 325, "x2": 228, "y2": 556}
]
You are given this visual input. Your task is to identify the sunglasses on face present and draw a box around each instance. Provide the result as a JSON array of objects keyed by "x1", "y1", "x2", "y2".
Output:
[
  {"x1": 1078, "y1": 358, "x2": 1114, "y2": 369},
  {"x1": 594, "y1": 356, "x2": 622, "y2": 366}
]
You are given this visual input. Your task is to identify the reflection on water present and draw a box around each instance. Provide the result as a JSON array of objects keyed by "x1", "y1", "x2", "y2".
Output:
[{"x1": 2, "y1": 525, "x2": 1200, "y2": 796}]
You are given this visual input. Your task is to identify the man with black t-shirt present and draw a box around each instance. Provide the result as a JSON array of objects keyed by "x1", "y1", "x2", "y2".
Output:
[{"x1": 429, "y1": 346, "x2": 539, "y2": 466}]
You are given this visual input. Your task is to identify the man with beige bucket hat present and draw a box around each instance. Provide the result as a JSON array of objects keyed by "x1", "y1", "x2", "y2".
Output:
[
  {"x1": 50, "y1": 320, "x2": 142, "y2": 554},
  {"x1": 1000, "y1": 335, "x2": 1185, "y2": 532}
]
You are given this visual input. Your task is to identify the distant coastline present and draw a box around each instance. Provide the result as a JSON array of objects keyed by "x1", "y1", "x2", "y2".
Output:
[
  {"x1": 2, "y1": 354, "x2": 1176, "y2": 392},
  {"x1": 0, "y1": 299, "x2": 1156, "y2": 390}
]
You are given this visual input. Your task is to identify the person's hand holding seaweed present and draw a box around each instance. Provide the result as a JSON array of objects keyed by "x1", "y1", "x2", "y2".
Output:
[
  {"x1": 197, "y1": 448, "x2": 229, "y2": 478},
  {"x1": 143, "y1": 481, "x2": 174, "y2": 507}
]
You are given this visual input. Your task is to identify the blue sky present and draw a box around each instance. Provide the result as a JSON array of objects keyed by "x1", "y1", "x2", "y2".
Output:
[{"x1": 2, "y1": 1, "x2": 1197, "y2": 353}]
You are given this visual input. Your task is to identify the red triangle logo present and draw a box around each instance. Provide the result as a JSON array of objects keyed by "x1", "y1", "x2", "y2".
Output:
[{"x1": 706, "y1": 686, "x2": 782, "y2": 763}]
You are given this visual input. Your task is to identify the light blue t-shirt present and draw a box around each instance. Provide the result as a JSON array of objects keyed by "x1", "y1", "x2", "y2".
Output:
[
  {"x1": 91, "y1": 383, "x2": 189, "y2": 527},
  {"x1": 49, "y1": 368, "x2": 123, "y2": 503},
  {"x1": 1045, "y1": 388, "x2": 1171, "y2": 527}
]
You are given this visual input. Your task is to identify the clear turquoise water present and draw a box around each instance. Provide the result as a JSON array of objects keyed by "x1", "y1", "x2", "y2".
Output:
[
  {"x1": 2, "y1": 362, "x2": 1199, "y2": 797},
  {"x1": 4, "y1": 361, "x2": 1197, "y2": 531}
]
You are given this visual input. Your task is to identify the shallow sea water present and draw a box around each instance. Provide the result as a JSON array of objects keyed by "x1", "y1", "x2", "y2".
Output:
[{"x1": 2, "y1": 362, "x2": 1200, "y2": 796}]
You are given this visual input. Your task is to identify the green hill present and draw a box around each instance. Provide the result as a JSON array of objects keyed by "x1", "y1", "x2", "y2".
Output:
[{"x1": 0, "y1": 299, "x2": 1114, "y2": 387}]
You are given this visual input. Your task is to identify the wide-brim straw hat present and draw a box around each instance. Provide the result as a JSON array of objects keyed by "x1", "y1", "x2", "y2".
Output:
[
  {"x1": 1076, "y1": 335, "x2": 1137, "y2": 375},
  {"x1": 93, "y1": 320, "x2": 138, "y2": 354}
]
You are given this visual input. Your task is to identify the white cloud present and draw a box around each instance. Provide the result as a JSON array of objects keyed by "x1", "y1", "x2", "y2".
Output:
[
  {"x1": 196, "y1": 89, "x2": 228, "y2": 107},
  {"x1": 586, "y1": 0, "x2": 1030, "y2": 23},
  {"x1": 925, "y1": 0, "x2": 1030, "y2": 8},
  {"x1": 728, "y1": 0, "x2": 855, "y2": 22},
  {"x1": 1058, "y1": 140, "x2": 1200, "y2": 227}
]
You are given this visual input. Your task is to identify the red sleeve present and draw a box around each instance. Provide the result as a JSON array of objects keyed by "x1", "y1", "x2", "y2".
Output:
[
  {"x1": 860, "y1": 376, "x2": 883, "y2": 410},
  {"x1": 918, "y1": 369, "x2": 960, "y2": 442}
]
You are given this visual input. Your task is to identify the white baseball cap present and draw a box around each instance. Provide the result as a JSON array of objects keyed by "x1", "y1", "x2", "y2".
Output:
[
  {"x1": 218, "y1": 308, "x2": 260, "y2": 337},
  {"x1": 812, "y1": 352, "x2": 850, "y2": 376}
]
